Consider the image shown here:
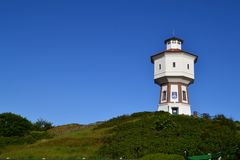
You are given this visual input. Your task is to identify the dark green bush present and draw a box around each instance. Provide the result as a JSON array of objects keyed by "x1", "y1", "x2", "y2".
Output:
[
  {"x1": 97, "y1": 112, "x2": 239, "y2": 159},
  {"x1": 0, "y1": 112, "x2": 32, "y2": 137},
  {"x1": 33, "y1": 118, "x2": 53, "y2": 131},
  {"x1": 0, "y1": 113, "x2": 53, "y2": 147}
]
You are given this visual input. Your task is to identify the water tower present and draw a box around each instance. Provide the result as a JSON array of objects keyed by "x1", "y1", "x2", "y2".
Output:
[{"x1": 151, "y1": 37, "x2": 198, "y2": 115}]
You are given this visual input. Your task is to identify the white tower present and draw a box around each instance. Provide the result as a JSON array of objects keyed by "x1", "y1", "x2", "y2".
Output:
[{"x1": 151, "y1": 37, "x2": 198, "y2": 115}]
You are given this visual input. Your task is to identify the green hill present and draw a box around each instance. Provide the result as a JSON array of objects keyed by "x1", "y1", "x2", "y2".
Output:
[{"x1": 0, "y1": 111, "x2": 239, "y2": 160}]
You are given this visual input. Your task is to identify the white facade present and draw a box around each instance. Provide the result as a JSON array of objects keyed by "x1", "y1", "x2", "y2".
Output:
[
  {"x1": 151, "y1": 37, "x2": 197, "y2": 116},
  {"x1": 153, "y1": 52, "x2": 195, "y2": 83},
  {"x1": 158, "y1": 103, "x2": 191, "y2": 115}
]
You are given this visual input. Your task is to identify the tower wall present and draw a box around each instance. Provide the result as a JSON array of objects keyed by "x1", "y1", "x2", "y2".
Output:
[
  {"x1": 159, "y1": 82, "x2": 189, "y2": 104},
  {"x1": 153, "y1": 52, "x2": 195, "y2": 83},
  {"x1": 151, "y1": 37, "x2": 197, "y2": 116},
  {"x1": 158, "y1": 82, "x2": 191, "y2": 115},
  {"x1": 158, "y1": 103, "x2": 191, "y2": 115}
]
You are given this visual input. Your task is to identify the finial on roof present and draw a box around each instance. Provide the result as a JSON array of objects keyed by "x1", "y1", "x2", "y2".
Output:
[{"x1": 172, "y1": 27, "x2": 175, "y2": 36}]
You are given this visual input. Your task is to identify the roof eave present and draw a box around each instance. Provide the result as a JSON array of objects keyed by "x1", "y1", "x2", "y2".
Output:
[{"x1": 151, "y1": 50, "x2": 198, "y2": 63}]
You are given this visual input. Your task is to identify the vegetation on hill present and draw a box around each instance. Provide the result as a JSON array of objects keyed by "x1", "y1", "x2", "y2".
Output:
[
  {"x1": 0, "y1": 111, "x2": 239, "y2": 160},
  {"x1": 96, "y1": 112, "x2": 239, "y2": 159},
  {"x1": 0, "y1": 112, "x2": 32, "y2": 137},
  {"x1": 0, "y1": 112, "x2": 53, "y2": 148},
  {"x1": 33, "y1": 118, "x2": 53, "y2": 131}
]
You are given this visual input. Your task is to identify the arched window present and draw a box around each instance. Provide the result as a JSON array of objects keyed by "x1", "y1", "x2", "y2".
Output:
[
  {"x1": 182, "y1": 91, "x2": 187, "y2": 101},
  {"x1": 162, "y1": 91, "x2": 167, "y2": 101}
]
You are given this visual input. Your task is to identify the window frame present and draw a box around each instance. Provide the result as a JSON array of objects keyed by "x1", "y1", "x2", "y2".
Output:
[
  {"x1": 182, "y1": 91, "x2": 187, "y2": 101},
  {"x1": 162, "y1": 91, "x2": 167, "y2": 101}
]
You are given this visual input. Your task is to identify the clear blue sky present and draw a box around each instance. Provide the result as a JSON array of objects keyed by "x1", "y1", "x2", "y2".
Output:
[{"x1": 0, "y1": 0, "x2": 239, "y2": 125}]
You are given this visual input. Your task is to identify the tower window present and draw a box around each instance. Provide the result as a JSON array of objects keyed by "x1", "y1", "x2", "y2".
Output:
[
  {"x1": 173, "y1": 62, "x2": 176, "y2": 68},
  {"x1": 182, "y1": 91, "x2": 187, "y2": 101},
  {"x1": 159, "y1": 64, "x2": 161, "y2": 70},
  {"x1": 172, "y1": 41, "x2": 176, "y2": 44},
  {"x1": 162, "y1": 91, "x2": 167, "y2": 101},
  {"x1": 177, "y1": 41, "x2": 181, "y2": 44},
  {"x1": 187, "y1": 64, "x2": 189, "y2": 69},
  {"x1": 167, "y1": 41, "x2": 170, "y2": 44}
]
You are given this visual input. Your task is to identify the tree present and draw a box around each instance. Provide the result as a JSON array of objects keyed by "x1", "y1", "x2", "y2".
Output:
[
  {"x1": 0, "y1": 112, "x2": 32, "y2": 137},
  {"x1": 33, "y1": 118, "x2": 53, "y2": 131}
]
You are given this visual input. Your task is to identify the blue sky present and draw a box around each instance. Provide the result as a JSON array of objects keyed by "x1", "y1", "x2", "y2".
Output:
[{"x1": 0, "y1": 0, "x2": 239, "y2": 125}]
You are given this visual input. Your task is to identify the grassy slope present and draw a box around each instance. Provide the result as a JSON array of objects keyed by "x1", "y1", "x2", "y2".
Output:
[
  {"x1": 0, "y1": 112, "x2": 239, "y2": 159},
  {"x1": 0, "y1": 124, "x2": 111, "y2": 159}
]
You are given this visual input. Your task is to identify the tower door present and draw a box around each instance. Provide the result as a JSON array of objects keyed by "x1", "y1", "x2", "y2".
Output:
[{"x1": 172, "y1": 107, "x2": 179, "y2": 115}]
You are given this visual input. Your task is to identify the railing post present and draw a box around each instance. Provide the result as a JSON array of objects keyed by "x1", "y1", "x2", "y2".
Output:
[{"x1": 184, "y1": 150, "x2": 188, "y2": 160}]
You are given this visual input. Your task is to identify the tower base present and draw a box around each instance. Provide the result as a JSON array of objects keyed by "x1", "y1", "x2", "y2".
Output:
[{"x1": 158, "y1": 103, "x2": 191, "y2": 115}]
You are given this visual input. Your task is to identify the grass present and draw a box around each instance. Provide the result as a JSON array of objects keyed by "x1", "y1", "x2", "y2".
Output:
[
  {"x1": 0, "y1": 112, "x2": 239, "y2": 160},
  {"x1": 0, "y1": 113, "x2": 146, "y2": 159},
  {"x1": 0, "y1": 124, "x2": 111, "y2": 159}
]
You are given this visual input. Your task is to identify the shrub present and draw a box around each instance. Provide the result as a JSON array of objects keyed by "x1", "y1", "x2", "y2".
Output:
[
  {"x1": 0, "y1": 112, "x2": 32, "y2": 137},
  {"x1": 97, "y1": 112, "x2": 239, "y2": 159},
  {"x1": 33, "y1": 118, "x2": 53, "y2": 131}
]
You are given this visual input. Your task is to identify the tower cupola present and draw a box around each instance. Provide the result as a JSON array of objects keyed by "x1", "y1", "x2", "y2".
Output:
[{"x1": 164, "y1": 37, "x2": 183, "y2": 50}]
